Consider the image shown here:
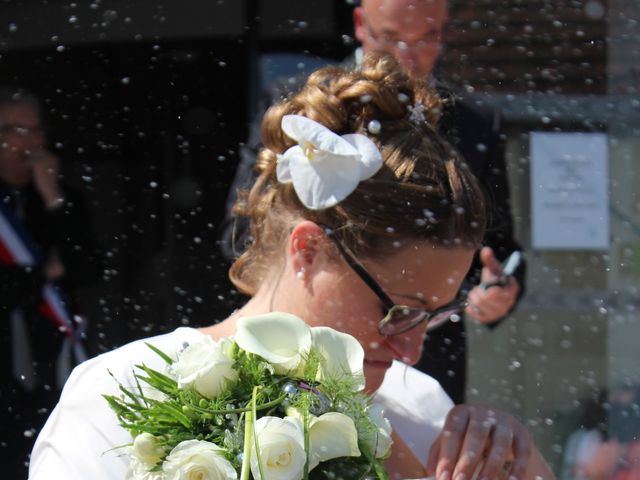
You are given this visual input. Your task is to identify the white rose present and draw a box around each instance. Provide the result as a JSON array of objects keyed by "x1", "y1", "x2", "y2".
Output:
[
  {"x1": 235, "y1": 313, "x2": 312, "y2": 375},
  {"x1": 251, "y1": 416, "x2": 307, "y2": 480},
  {"x1": 126, "y1": 454, "x2": 165, "y2": 480},
  {"x1": 172, "y1": 336, "x2": 238, "y2": 399},
  {"x1": 162, "y1": 440, "x2": 237, "y2": 480},
  {"x1": 132, "y1": 432, "x2": 165, "y2": 467},
  {"x1": 310, "y1": 327, "x2": 365, "y2": 390},
  {"x1": 362, "y1": 403, "x2": 393, "y2": 458}
]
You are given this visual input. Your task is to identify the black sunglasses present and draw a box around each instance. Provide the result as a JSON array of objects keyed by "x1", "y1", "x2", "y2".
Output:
[{"x1": 323, "y1": 227, "x2": 467, "y2": 336}]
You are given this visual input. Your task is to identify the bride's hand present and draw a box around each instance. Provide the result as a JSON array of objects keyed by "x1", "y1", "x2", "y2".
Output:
[{"x1": 425, "y1": 404, "x2": 540, "y2": 480}]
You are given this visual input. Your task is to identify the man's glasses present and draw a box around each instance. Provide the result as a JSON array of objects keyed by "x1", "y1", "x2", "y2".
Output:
[
  {"x1": 0, "y1": 124, "x2": 44, "y2": 137},
  {"x1": 363, "y1": 18, "x2": 441, "y2": 52},
  {"x1": 323, "y1": 227, "x2": 467, "y2": 336}
]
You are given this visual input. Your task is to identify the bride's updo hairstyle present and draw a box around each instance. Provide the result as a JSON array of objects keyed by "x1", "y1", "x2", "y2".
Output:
[{"x1": 230, "y1": 52, "x2": 486, "y2": 295}]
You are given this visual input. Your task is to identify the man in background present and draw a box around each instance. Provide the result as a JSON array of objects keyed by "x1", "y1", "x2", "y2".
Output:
[
  {"x1": 354, "y1": 0, "x2": 524, "y2": 404},
  {"x1": 0, "y1": 87, "x2": 102, "y2": 476},
  {"x1": 222, "y1": 0, "x2": 525, "y2": 404}
]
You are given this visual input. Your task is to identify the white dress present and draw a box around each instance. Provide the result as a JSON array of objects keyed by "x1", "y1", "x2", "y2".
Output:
[{"x1": 29, "y1": 327, "x2": 453, "y2": 479}]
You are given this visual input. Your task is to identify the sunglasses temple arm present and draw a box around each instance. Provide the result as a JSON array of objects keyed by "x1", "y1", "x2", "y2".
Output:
[{"x1": 324, "y1": 228, "x2": 396, "y2": 310}]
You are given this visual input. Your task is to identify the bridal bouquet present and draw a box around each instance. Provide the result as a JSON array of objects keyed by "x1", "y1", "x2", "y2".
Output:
[{"x1": 105, "y1": 312, "x2": 392, "y2": 480}]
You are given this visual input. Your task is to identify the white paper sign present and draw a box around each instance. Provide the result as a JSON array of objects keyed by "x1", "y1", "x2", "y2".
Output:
[{"x1": 530, "y1": 132, "x2": 609, "y2": 250}]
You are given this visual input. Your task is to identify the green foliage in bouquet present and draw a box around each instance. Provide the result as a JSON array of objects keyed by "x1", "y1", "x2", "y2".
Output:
[{"x1": 104, "y1": 313, "x2": 392, "y2": 480}]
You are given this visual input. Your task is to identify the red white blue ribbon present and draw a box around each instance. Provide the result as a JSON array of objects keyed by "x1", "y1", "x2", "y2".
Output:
[{"x1": 0, "y1": 200, "x2": 87, "y2": 386}]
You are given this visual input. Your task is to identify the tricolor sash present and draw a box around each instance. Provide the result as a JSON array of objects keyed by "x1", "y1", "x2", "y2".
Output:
[{"x1": 0, "y1": 199, "x2": 87, "y2": 388}]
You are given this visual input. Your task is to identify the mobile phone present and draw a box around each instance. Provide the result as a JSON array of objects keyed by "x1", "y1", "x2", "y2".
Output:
[
  {"x1": 480, "y1": 250, "x2": 522, "y2": 290},
  {"x1": 27, "y1": 148, "x2": 48, "y2": 163}
]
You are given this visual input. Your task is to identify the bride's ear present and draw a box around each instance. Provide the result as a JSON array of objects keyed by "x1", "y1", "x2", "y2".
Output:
[{"x1": 288, "y1": 221, "x2": 329, "y2": 280}]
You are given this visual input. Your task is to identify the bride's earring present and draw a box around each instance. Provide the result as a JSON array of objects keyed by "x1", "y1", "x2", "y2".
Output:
[{"x1": 296, "y1": 267, "x2": 306, "y2": 281}]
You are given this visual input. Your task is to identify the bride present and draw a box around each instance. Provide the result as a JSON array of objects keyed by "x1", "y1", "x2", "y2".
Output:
[{"x1": 30, "y1": 52, "x2": 555, "y2": 479}]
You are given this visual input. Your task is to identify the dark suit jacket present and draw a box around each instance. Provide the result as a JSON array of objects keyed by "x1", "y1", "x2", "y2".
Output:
[
  {"x1": 416, "y1": 89, "x2": 525, "y2": 403},
  {"x1": 0, "y1": 181, "x2": 104, "y2": 477}
]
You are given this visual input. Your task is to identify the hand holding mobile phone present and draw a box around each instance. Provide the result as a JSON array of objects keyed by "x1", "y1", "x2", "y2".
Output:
[
  {"x1": 480, "y1": 250, "x2": 522, "y2": 290},
  {"x1": 27, "y1": 148, "x2": 49, "y2": 163}
]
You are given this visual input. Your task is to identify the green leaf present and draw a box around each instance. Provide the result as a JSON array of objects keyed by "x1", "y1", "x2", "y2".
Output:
[
  {"x1": 155, "y1": 402, "x2": 193, "y2": 429},
  {"x1": 134, "y1": 364, "x2": 178, "y2": 392},
  {"x1": 308, "y1": 457, "x2": 374, "y2": 479},
  {"x1": 118, "y1": 385, "x2": 145, "y2": 407},
  {"x1": 359, "y1": 444, "x2": 389, "y2": 480},
  {"x1": 145, "y1": 342, "x2": 174, "y2": 365}
]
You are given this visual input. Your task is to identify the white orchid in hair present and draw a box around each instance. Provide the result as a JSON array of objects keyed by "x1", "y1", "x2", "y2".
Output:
[{"x1": 276, "y1": 114, "x2": 383, "y2": 210}]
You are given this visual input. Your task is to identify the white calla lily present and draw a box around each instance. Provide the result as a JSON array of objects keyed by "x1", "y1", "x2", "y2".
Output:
[
  {"x1": 311, "y1": 327, "x2": 365, "y2": 391},
  {"x1": 276, "y1": 114, "x2": 383, "y2": 210},
  {"x1": 282, "y1": 410, "x2": 361, "y2": 471},
  {"x1": 235, "y1": 313, "x2": 312, "y2": 375},
  {"x1": 308, "y1": 412, "x2": 361, "y2": 468},
  {"x1": 363, "y1": 403, "x2": 394, "y2": 459}
]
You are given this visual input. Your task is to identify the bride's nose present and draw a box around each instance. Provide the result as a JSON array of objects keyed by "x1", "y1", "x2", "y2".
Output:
[{"x1": 383, "y1": 329, "x2": 425, "y2": 365}]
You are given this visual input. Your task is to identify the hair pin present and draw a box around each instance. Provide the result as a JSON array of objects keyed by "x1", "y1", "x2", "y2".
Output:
[
  {"x1": 407, "y1": 102, "x2": 426, "y2": 125},
  {"x1": 367, "y1": 119, "x2": 382, "y2": 135}
]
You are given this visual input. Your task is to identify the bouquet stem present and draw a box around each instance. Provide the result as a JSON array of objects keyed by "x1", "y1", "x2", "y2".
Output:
[
  {"x1": 251, "y1": 387, "x2": 266, "y2": 479},
  {"x1": 240, "y1": 387, "x2": 265, "y2": 480},
  {"x1": 303, "y1": 407, "x2": 310, "y2": 480},
  {"x1": 240, "y1": 409, "x2": 253, "y2": 480}
]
